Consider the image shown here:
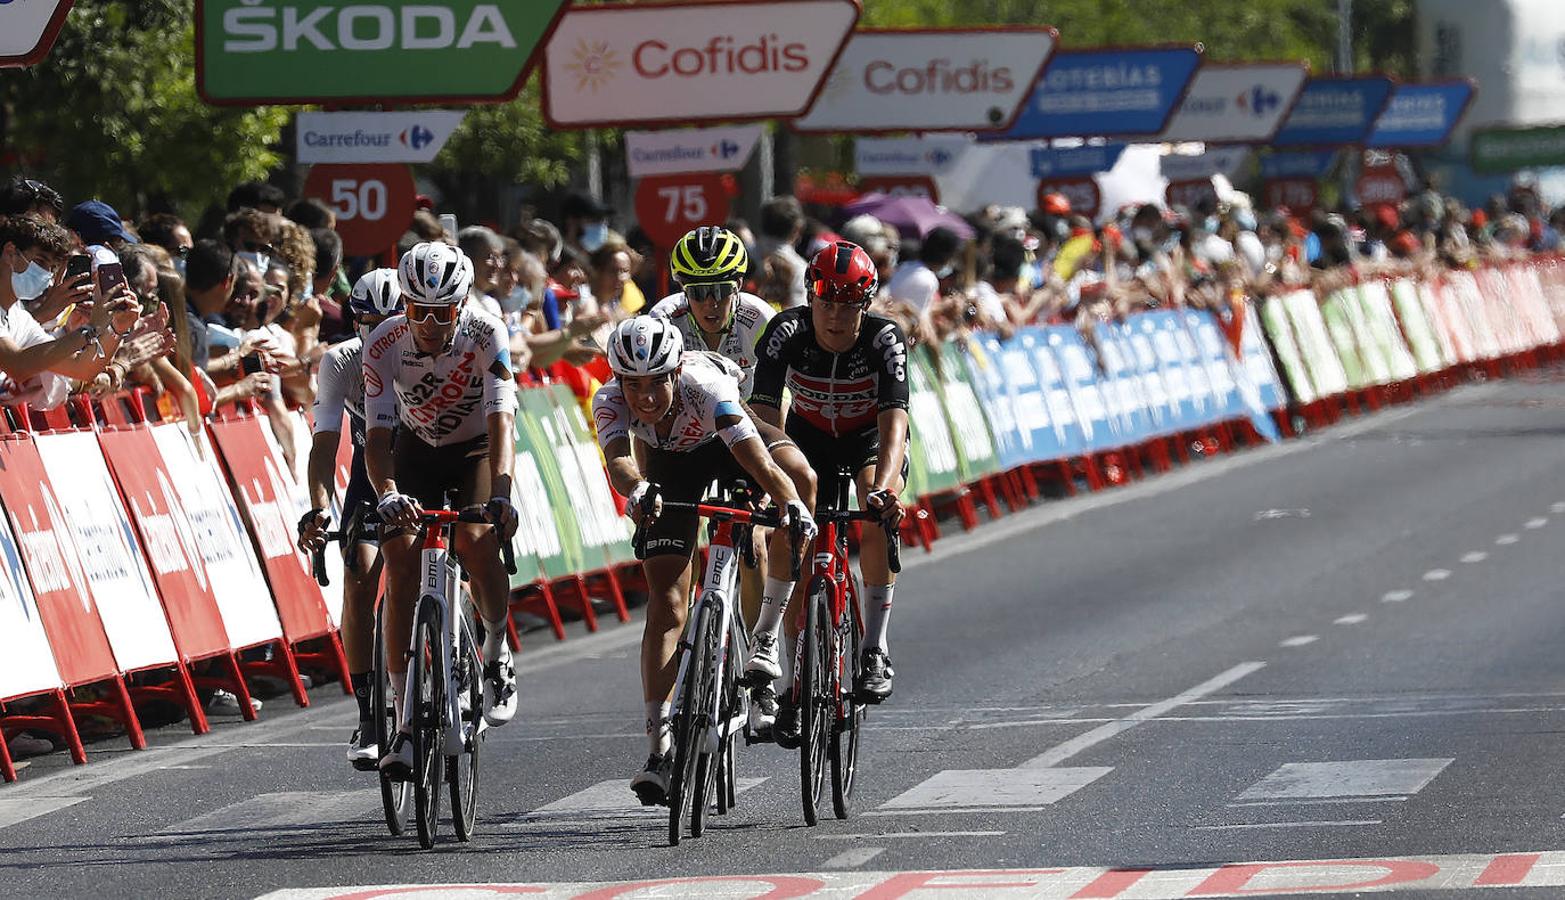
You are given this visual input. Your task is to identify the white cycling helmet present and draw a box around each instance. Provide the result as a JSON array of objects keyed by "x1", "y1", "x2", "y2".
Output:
[
  {"x1": 348, "y1": 268, "x2": 403, "y2": 317},
  {"x1": 397, "y1": 241, "x2": 473, "y2": 306},
  {"x1": 608, "y1": 315, "x2": 684, "y2": 377}
]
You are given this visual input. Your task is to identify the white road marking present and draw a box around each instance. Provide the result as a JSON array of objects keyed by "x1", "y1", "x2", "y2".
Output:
[
  {"x1": 876, "y1": 767, "x2": 1112, "y2": 813},
  {"x1": 0, "y1": 795, "x2": 87, "y2": 831},
  {"x1": 1237, "y1": 759, "x2": 1453, "y2": 801},
  {"x1": 1526, "y1": 517, "x2": 1549, "y2": 529},
  {"x1": 518, "y1": 777, "x2": 767, "y2": 822},
  {"x1": 1462, "y1": 551, "x2": 1489, "y2": 563},
  {"x1": 1229, "y1": 796, "x2": 1410, "y2": 807},
  {"x1": 1497, "y1": 534, "x2": 1521, "y2": 545},
  {"x1": 1551, "y1": 502, "x2": 1565, "y2": 513},
  {"x1": 1335, "y1": 614, "x2": 1368, "y2": 625},
  {"x1": 1382, "y1": 590, "x2": 1414, "y2": 602},
  {"x1": 823, "y1": 848, "x2": 885, "y2": 869},
  {"x1": 1018, "y1": 661, "x2": 1265, "y2": 769},
  {"x1": 1191, "y1": 819, "x2": 1382, "y2": 830},
  {"x1": 1281, "y1": 635, "x2": 1319, "y2": 647},
  {"x1": 1424, "y1": 569, "x2": 1452, "y2": 581},
  {"x1": 1254, "y1": 508, "x2": 1311, "y2": 520},
  {"x1": 159, "y1": 790, "x2": 379, "y2": 834}
]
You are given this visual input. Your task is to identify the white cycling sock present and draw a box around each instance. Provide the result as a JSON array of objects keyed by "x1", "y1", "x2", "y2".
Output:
[
  {"x1": 864, "y1": 583, "x2": 894, "y2": 654},
  {"x1": 754, "y1": 577, "x2": 795, "y2": 638},
  {"x1": 645, "y1": 700, "x2": 672, "y2": 756},
  {"x1": 482, "y1": 618, "x2": 509, "y2": 661}
]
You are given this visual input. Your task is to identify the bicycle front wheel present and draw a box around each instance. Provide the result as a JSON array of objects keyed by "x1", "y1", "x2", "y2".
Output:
[
  {"x1": 411, "y1": 599, "x2": 444, "y2": 850},
  {"x1": 448, "y1": 617, "x2": 483, "y2": 842},
  {"x1": 668, "y1": 603, "x2": 714, "y2": 846},
  {"x1": 798, "y1": 579, "x2": 832, "y2": 826},
  {"x1": 831, "y1": 588, "x2": 864, "y2": 820},
  {"x1": 688, "y1": 602, "x2": 723, "y2": 838}
]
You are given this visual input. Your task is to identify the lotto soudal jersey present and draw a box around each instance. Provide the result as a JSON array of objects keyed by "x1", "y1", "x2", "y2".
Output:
[
  {"x1": 647, "y1": 291, "x2": 774, "y2": 399},
  {"x1": 750, "y1": 308, "x2": 910, "y2": 436},
  {"x1": 362, "y1": 308, "x2": 519, "y2": 447},
  {"x1": 592, "y1": 351, "x2": 746, "y2": 453},
  {"x1": 312, "y1": 337, "x2": 368, "y2": 446}
]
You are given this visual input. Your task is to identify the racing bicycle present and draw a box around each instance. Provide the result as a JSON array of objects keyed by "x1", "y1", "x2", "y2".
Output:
[
  {"x1": 636, "y1": 494, "x2": 802, "y2": 846},
  {"x1": 793, "y1": 466, "x2": 900, "y2": 825}
]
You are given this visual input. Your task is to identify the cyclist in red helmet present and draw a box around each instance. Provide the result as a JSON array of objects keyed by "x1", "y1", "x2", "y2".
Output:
[{"x1": 748, "y1": 240, "x2": 911, "y2": 737}]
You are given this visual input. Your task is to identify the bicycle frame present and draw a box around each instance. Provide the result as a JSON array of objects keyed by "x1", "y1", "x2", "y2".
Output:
[
  {"x1": 668, "y1": 508, "x2": 752, "y2": 753},
  {"x1": 409, "y1": 511, "x2": 480, "y2": 756}
]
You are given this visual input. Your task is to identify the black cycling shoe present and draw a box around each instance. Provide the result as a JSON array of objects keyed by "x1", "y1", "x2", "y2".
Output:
[
  {"x1": 773, "y1": 699, "x2": 801, "y2": 750},
  {"x1": 747, "y1": 684, "x2": 778, "y2": 743},
  {"x1": 630, "y1": 753, "x2": 672, "y2": 807},
  {"x1": 856, "y1": 649, "x2": 895, "y2": 703}
]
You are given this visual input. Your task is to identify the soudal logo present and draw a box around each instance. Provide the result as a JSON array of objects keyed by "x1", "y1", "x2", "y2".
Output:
[
  {"x1": 1236, "y1": 85, "x2": 1282, "y2": 118},
  {"x1": 399, "y1": 124, "x2": 435, "y2": 150},
  {"x1": 222, "y1": 3, "x2": 518, "y2": 54},
  {"x1": 863, "y1": 59, "x2": 1014, "y2": 96}
]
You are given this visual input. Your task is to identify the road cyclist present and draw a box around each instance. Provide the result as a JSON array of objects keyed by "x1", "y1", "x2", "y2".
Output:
[
  {"x1": 360, "y1": 241, "x2": 523, "y2": 778},
  {"x1": 592, "y1": 314, "x2": 816, "y2": 808}
]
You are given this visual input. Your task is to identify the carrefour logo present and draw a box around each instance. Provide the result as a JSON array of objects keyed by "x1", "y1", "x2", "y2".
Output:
[
  {"x1": 927, "y1": 148, "x2": 953, "y2": 168},
  {"x1": 713, "y1": 139, "x2": 740, "y2": 160},
  {"x1": 1236, "y1": 85, "x2": 1281, "y2": 118},
  {"x1": 400, "y1": 124, "x2": 434, "y2": 150}
]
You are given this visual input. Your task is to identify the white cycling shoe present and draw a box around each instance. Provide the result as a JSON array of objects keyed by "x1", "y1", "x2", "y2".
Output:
[
  {"x1": 379, "y1": 731, "x2": 415, "y2": 781},
  {"x1": 483, "y1": 641, "x2": 518, "y2": 727},
  {"x1": 744, "y1": 631, "x2": 782, "y2": 684}
]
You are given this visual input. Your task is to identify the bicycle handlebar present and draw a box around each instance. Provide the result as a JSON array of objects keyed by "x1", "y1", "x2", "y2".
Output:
[{"x1": 306, "y1": 504, "x2": 516, "y2": 587}]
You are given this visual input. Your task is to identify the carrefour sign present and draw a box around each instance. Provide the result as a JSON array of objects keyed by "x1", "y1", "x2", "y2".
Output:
[
  {"x1": 793, "y1": 27, "x2": 1056, "y2": 134},
  {"x1": 197, "y1": 0, "x2": 570, "y2": 105},
  {"x1": 625, "y1": 125, "x2": 764, "y2": 178},
  {"x1": 296, "y1": 111, "x2": 466, "y2": 164},
  {"x1": 1159, "y1": 63, "x2": 1308, "y2": 143},
  {"x1": 541, "y1": 0, "x2": 859, "y2": 129}
]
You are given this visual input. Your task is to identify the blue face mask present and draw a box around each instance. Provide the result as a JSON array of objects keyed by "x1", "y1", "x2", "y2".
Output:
[
  {"x1": 580, "y1": 223, "x2": 609, "y2": 253},
  {"x1": 501, "y1": 285, "x2": 532, "y2": 315},
  {"x1": 10, "y1": 255, "x2": 53, "y2": 302}
]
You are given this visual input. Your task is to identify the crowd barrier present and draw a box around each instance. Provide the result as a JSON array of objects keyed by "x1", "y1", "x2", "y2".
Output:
[{"x1": 1, "y1": 260, "x2": 1561, "y2": 782}]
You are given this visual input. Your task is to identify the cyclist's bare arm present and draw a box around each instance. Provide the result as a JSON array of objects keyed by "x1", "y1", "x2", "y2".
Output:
[
  {"x1": 306, "y1": 430, "x2": 340, "y2": 512},
  {"x1": 486, "y1": 411, "x2": 516, "y2": 501},
  {"x1": 872, "y1": 408, "x2": 910, "y2": 493},
  {"x1": 722, "y1": 414, "x2": 801, "y2": 509},
  {"x1": 751, "y1": 402, "x2": 783, "y2": 430},
  {"x1": 603, "y1": 435, "x2": 644, "y2": 499},
  {"x1": 365, "y1": 426, "x2": 399, "y2": 499}
]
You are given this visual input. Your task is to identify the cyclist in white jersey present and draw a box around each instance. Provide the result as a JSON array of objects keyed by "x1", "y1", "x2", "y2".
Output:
[
  {"x1": 297, "y1": 268, "x2": 403, "y2": 770},
  {"x1": 363, "y1": 242, "x2": 522, "y2": 778},
  {"x1": 648, "y1": 226, "x2": 817, "y2": 738},
  {"x1": 593, "y1": 315, "x2": 816, "y2": 806}
]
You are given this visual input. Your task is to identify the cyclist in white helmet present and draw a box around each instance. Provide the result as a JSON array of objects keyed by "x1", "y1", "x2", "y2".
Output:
[
  {"x1": 364, "y1": 242, "x2": 523, "y2": 779},
  {"x1": 298, "y1": 268, "x2": 403, "y2": 770},
  {"x1": 592, "y1": 315, "x2": 816, "y2": 806},
  {"x1": 649, "y1": 225, "x2": 817, "y2": 738}
]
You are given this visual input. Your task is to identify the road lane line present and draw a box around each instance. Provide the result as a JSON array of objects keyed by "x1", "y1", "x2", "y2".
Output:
[
  {"x1": 1497, "y1": 534, "x2": 1521, "y2": 545},
  {"x1": 1018, "y1": 662, "x2": 1264, "y2": 769},
  {"x1": 1281, "y1": 635, "x2": 1319, "y2": 647},
  {"x1": 1191, "y1": 819, "x2": 1381, "y2": 830},
  {"x1": 1382, "y1": 590, "x2": 1414, "y2": 602},
  {"x1": 1462, "y1": 552, "x2": 1489, "y2": 563},
  {"x1": 1552, "y1": 503, "x2": 1565, "y2": 514},
  {"x1": 1424, "y1": 569, "x2": 1452, "y2": 581},
  {"x1": 1228, "y1": 796, "x2": 1409, "y2": 807},
  {"x1": 1526, "y1": 517, "x2": 1549, "y2": 529},
  {"x1": 823, "y1": 848, "x2": 884, "y2": 868},
  {"x1": 0, "y1": 796, "x2": 87, "y2": 831},
  {"x1": 813, "y1": 831, "x2": 1007, "y2": 840},
  {"x1": 1335, "y1": 614, "x2": 1368, "y2": 625}
]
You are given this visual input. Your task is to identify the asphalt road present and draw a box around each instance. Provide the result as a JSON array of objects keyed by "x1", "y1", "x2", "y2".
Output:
[{"x1": 7, "y1": 373, "x2": 1565, "y2": 899}]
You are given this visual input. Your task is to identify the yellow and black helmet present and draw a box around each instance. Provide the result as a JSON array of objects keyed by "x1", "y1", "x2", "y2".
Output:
[{"x1": 670, "y1": 226, "x2": 748, "y2": 286}]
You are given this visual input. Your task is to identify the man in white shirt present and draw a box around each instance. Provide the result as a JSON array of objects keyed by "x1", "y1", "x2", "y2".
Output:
[
  {"x1": 886, "y1": 226, "x2": 963, "y2": 315},
  {"x1": 755, "y1": 196, "x2": 808, "y2": 309}
]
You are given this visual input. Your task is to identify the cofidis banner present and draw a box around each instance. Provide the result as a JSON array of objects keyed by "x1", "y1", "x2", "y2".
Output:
[
  {"x1": 992, "y1": 47, "x2": 1202, "y2": 140},
  {"x1": 1272, "y1": 76, "x2": 1395, "y2": 147},
  {"x1": 1365, "y1": 81, "x2": 1475, "y2": 149}
]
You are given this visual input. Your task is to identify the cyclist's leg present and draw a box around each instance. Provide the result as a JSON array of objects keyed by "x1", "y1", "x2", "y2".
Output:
[
  {"x1": 854, "y1": 447, "x2": 907, "y2": 702},
  {"x1": 340, "y1": 448, "x2": 382, "y2": 761},
  {"x1": 748, "y1": 422, "x2": 818, "y2": 673},
  {"x1": 379, "y1": 431, "x2": 444, "y2": 772}
]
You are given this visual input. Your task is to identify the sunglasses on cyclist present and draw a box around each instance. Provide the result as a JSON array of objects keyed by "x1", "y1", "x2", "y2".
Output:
[
  {"x1": 407, "y1": 303, "x2": 458, "y2": 325},
  {"x1": 683, "y1": 282, "x2": 738, "y2": 303},
  {"x1": 809, "y1": 279, "x2": 870, "y2": 307}
]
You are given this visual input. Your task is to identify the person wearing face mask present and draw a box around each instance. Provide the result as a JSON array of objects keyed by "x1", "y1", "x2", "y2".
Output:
[
  {"x1": 223, "y1": 207, "x2": 277, "y2": 279},
  {"x1": 886, "y1": 225, "x2": 962, "y2": 318},
  {"x1": 0, "y1": 215, "x2": 137, "y2": 408},
  {"x1": 298, "y1": 268, "x2": 405, "y2": 770},
  {"x1": 562, "y1": 191, "x2": 615, "y2": 258}
]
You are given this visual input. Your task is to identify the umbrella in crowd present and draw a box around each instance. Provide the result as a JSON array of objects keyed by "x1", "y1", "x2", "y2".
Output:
[{"x1": 841, "y1": 193, "x2": 976, "y2": 240}]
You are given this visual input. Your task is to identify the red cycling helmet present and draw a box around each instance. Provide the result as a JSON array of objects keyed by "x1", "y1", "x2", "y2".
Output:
[{"x1": 806, "y1": 240, "x2": 878, "y2": 306}]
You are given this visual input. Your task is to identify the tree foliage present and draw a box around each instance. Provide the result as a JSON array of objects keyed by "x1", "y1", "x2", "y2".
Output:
[
  {"x1": 860, "y1": 0, "x2": 1415, "y2": 75},
  {"x1": 0, "y1": 0, "x2": 290, "y2": 220}
]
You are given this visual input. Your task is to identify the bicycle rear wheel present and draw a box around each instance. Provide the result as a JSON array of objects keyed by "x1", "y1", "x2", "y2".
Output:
[
  {"x1": 411, "y1": 599, "x2": 444, "y2": 850},
  {"x1": 667, "y1": 603, "x2": 714, "y2": 846},
  {"x1": 373, "y1": 604, "x2": 412, "y2": 836},
  {"x1": 448, "y1": 617, "x2": 483, "y2": 842},
  {"x1": 831, "y1": 589, "x2": 864, "y2": 820},
  {"x1": 798, "y1": 578, "x2": 831, "y2": 826}
]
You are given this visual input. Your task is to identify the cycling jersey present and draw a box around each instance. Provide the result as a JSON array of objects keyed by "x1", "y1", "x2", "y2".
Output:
[
  {"x1": 363, "y1": 307, "x2": 518, "y2": 447},
  {"x1": 312, "y1": 338, "x2": 368, "y2": 446},
  {"x1": 647, "y1": 291, "x2": 774, "y2": 399},
  {"x1": 750, "y1": 308, "x2": 910, "y2": 437},
  {"x1": 592, "y1": 351, "x2": 750, "y2": 453}
]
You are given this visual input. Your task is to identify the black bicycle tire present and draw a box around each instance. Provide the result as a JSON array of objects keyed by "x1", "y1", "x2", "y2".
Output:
[
  {"x1": 799, "y1": 578, "x2": 831, "y2": 826},
  {"x1": 689, "y1": 603, "x2": 722, "y2": 838},
  {"x1": 667, "y1": 603, "x2": 711, "y2": 846},
  {"x1": 449, "y1": 616, "x2": 482, "y2": 842},
  {"x1": 373, "y1": 603, "x2": 410, "y2": 837},
  {"x1": 411, "y1": 599, "x2": 444, "y2": 850},
  {"x1": 831, "y1": 587, "x2": 863, "y2": 820}
]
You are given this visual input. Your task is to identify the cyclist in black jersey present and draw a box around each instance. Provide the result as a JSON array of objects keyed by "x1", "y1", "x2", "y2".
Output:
[{"x1": 749, "y1": 241, "x2": 911, "y2": 723}]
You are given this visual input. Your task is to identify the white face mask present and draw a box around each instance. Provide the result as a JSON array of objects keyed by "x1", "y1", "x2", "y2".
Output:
[
  {"x1": 9, "y1": 252, "x2": 52, "y2": 302},
  {"x1": 237, "y1": 250, "x2": 270, "y2": 273},
  {"x1": 580, "y1": 223, "x2": 609, "y2": 253},
  {"x1": 500, "y1": 285, "x2": 532, "y2": 314}
]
